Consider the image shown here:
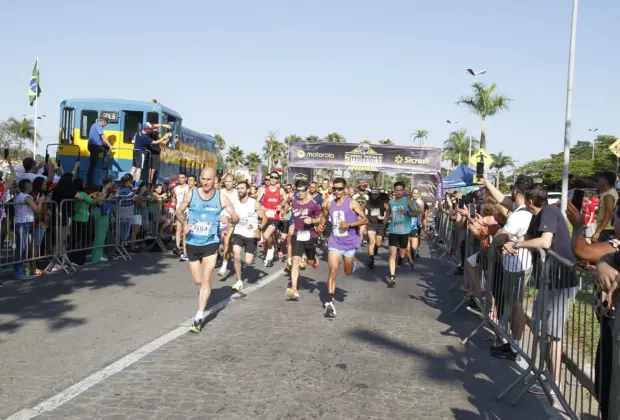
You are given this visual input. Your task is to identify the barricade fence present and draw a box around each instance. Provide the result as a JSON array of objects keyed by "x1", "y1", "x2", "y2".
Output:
[
  {"x1": 0, "y1": 191, "x2": 171, "y2": 276},
  {"x1": 431, "y1": 209, "x2": 619, "y2": 420}
]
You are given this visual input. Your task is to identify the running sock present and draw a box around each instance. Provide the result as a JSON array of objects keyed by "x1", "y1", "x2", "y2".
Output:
[
  {"x1": 265, "y1": 247, "x2": 275, "y2": 261},
  {"x1": 288, "y1": 257, "x2": 292, "y2": 266},
  {"x1": 220, "y1": 259, "x2": 229, "y2": 270},
  {"x1": 195, "y1": 311, "x2": 204, "y2": 321}
]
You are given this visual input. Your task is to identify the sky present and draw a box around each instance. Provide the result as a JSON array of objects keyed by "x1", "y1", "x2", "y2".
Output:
[{"x1": 0, "y1": 0, "x2": 618, "y2": 170}]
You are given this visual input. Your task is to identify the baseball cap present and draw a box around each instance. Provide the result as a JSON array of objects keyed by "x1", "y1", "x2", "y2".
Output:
[{"x1": 143, "y1": 122, "x2": 153, "y2": 131}]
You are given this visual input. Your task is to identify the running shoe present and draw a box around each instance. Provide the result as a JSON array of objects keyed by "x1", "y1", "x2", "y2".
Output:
[
  {"x1": 276, "y1": 251, "x2": 284, "y2": 260},
  {"x1": 286, "y1": 287, "x2": 300, "y2": 300},
  {"x1": 312, "y1": 258, "x2": 320, "y2": 269},
  {"x1": 218, "y1": 265, "x2": 227, "y2": 276},
  {"x1": 324, "y1": 301, "x2": 337, "y2": 317},
  {"x1": 232, "y1": 280, "x2": 243, "y2": 291},
  {"x1": 409, "y1": 263, "x2": 415, "y2": 272},
  {"x1": 265, "y1": 259, "x2": 274, "y2": 268},
  {"x1": 180, "y1": 254, "x2": 188, "y2": 262},
  {"x1": 388, "y1": 276, "x2": 396, "y2": 287},
  {"x1": 368, "y1": 259, "x2": 374, "y2": 269},
  {"x1": 189, "y1": 318, "x2": 203, "y2": 333},
  {"x1": 300, "y1": 257, "x2": 306, "y2": 270}
]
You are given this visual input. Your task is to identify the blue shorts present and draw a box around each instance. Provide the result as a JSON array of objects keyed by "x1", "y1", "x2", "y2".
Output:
[{"x1": 328, "y1": 247, "x2": 356, "y2": 258}]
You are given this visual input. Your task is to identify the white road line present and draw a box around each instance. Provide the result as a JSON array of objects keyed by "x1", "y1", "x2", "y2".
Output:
[{"x1": 6, "y1": 268, "x2": 286, "y2": 420}]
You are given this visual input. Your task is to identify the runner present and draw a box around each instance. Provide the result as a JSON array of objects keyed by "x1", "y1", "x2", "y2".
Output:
[
  {"x1": 318, "y1": 177, "x2": 367, "y2": 317},
  {"x1": 257, "y1": 171, "x2": 287, "y2": 267},
  {"x1": 286, "y1": 180, "x2": 322, "y2": 300},
  {"x1": 217, "y1": 173, "x2": 239, "y2": 276},
  {"x1": 176, "y1": 167, "x2": 239, "y2": 334},
  {"x1": 231, "y1": 181, "x2": 267, "y2": 291},
  {"x1": 408, "y1": 188, "x2": 425, "y2": 263},
  {"x1": 366, "y1": 187, "x2": 388, "y2": 269},
  {"x1": 173, "y1": 173, "x2": 189, "y2": 257},
  {"x1": 386, "y1": 181, "x2": 418, "y2": 286},
  {"x1": 181, "y1": 175, "x2": 197, "y2": 261}
]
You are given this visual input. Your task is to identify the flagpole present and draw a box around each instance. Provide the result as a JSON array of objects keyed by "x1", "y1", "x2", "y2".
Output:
[{"x1": 32, "y1": 58, "x2": 39, "y2": 158}]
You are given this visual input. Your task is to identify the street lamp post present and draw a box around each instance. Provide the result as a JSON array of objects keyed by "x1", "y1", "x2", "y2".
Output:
[
  {"x1": 22, "y1": 113, "x2": 46, "y2": 157},
  {"x1": 588, "y1": 128, "x2": 598, "y2": 160},
  {"x1": 465, "y1": 68, "x2": 487, "y2": 164},
  {"x1": 560, "y1": 0, "x2": 579, "y2": 215}
]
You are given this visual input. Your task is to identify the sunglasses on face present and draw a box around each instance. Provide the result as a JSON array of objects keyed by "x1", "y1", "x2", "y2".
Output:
[
  {"x1": 332, "y1": 186, "x2": 345, "y2": 191},
  {"x1": 270, "y1": 176, "x2": 279, "y2": 180},
  {"x1": 296, "y1": 188, "x2": 307, "y2": 193}
]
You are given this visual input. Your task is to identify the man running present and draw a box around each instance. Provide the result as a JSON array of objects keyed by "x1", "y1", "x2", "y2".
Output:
[
  {"x1": 257, "y1": 171, "x2": 287, "y2": 267},
  {"x1": 218, "y1": 173, "x2": 239, "y2": 276},
  {"x1": 173, "y1": 173, "x2": 189, "y2": 257},
  {"x1": 318, "y1": 177, "x2": 367, "y2": 317},
  {"x1": 286, "y1": 180, "x2": 322, "y2": 300},
  {"x1": 231, "y1": 181, "x2": 267, "y2": 291},
  {"x1": 408, "y1": 188, "x2": 425, "y2": 262},
  {"x1": 366, "y1": 187, "x2": 388, "y2": 268},
  {"x1": 386, "y1": 182, "x2": 418, "y2": 286},
  {"x1": 177, "y1": 167, "x2": 239, "y2": 333}
]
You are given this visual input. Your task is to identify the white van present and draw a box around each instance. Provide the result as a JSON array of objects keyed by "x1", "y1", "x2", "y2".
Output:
[{"x1": 547, "y1": 192, "x2": 562, "y2": 205}]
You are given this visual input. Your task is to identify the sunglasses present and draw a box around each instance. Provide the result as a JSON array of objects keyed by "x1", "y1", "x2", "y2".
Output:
[
  {"x1": 332, "y1": 186, "x2": 346, "y2": 191},
  {"x1": 270, "y1": 176, "x2": 280, "y2": 180},
  {"x1": 296, "y1": 188, "x2": 307, "y2": 193}
]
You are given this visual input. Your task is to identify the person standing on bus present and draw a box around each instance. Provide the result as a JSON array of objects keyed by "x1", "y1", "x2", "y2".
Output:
[{"x1": 87, "y1": 117, "x2": 114, "y2": 187}]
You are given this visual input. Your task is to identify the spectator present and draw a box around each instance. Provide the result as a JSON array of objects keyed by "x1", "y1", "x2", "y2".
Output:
[
  {"x1": 14, "y1": 179, "x2": 45, "y2": 279},
  {"x1": 71, "y1": 178, "x2": 98, "y2": 265},
  {"x1": 583, "y1": 192, "x2": 597, "y2": 241},
  {"x1": 91, "y1": 175, "x2": 115, "y2": 263},
  {"x1": 593, "y1": 172, "x2": 618, "y2": 243},
  {"x1": 31, "y1": 176, "x2": 52, "y2": 276},
  {"x1": 129, "y1": 122, "x2": 169, "y2": 186},
  {"x1": 87, "y1": 117, "x2": 114, "y2": 187},
  {"x1": 504, "y1": 184, "x2": 577, "y2": 394}
]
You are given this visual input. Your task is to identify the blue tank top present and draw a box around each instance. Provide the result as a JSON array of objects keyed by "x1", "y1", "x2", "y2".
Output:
[
  {"x1": 410, "y1": 201, "x2": 420, "y2": 232},
  {"x1": 185, "y1": 189, "x2": 222, "y2": 246},
  {"x1": 388, "y1": 197, "x2": 412, "y2": 235}
]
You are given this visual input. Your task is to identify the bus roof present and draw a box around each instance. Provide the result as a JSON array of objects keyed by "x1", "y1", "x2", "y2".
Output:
[{"x1": 59, "y1": 98, "x2": 182, "y2": 120}]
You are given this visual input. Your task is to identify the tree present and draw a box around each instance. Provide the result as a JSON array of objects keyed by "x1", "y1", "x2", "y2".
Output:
[
  {"x1": 325, "y1": 132, "x2": 346, "y2": 143},
  {"x1": 284, "y1": 134, "x2": 302, "y2": 145},
  {"x1": 245, "y1": 152, "x2": 262, "y2": 170},
  {"x1": 226, "y1": 146, "x2": 245, "y2": 172},
  {"x1": 412, "y1": 129, "x2": 428, "y2": 146},
  {"x1": 490, "y1": 152, "x2": 515, "y2": 189},
  {"x1": 262, "y1": 131, "x2": 286, "y2": 172},
  {"x1": 456, "y1": 82, "x2": 511, "y2": 150},
  {"x1": 214, "y1": 133, "x2": 226, "y2": 155},
  {"x1": 305, "y1": 135, "x2": 320, "y2": 142},
  {"x1": 379, "y1": 138, "x2": 394, "y2": 145},
  {"x1": 442, "y1": 129, "x2": 478, "y2": 168}
]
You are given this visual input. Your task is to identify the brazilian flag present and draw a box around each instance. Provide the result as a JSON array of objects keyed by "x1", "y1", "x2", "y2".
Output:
[{"x1": 28, "y1": 59, "x2": 41, "y2": 106}]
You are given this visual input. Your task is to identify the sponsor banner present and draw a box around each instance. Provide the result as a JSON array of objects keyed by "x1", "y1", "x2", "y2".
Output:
[
  {"x1": 255, "y1": 164, "x2": 263, "y2": 186},
  {"x1": 435, "y1": 172, "x2": 444, "y2": 201},
  {"x1": 288, "y1": 142, "x2": 441, "y2": 173},
  {"x1": 411, "y1": 173, "x2": 439, "y2": 204},
  {"x1": 287, "y1": 167, "x2": 313, "y2": 185}
]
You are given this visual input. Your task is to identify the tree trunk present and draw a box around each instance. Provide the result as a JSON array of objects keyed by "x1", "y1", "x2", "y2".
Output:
[
  {"x1": 480, "y1": 117, "x2": 487, "y2": 150},
  {"x1": 496, "y1": 169, "x2": 500, "y2": 189}
]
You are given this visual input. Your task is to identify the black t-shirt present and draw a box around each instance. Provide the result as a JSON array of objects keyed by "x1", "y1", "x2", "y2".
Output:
[
  {"x1": 367, "y1": 199, "x2": 387, "y2": 224},
  {"x1": 528, "y1": 204, "x2": 577, "y2": 288}
]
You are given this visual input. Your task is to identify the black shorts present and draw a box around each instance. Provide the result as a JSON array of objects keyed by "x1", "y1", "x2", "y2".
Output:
[
  {"x1": 150, "y1": 154, "x2": 161, "y2": 171},
  {"x1": 186, "y1": 243, "x2": 219, "y2": 262},
  {"x1": 368, "y1": 223, "x2": 386, "y2": 237},
  {"x1": 409, "y1": 229, "x2": 419, "y2": 238},
  {"x1": 133, "y1": 150, "x2": 148, "y2": 169},
  {"x1": 292, "y1": 236, "x2": 318, "y2": 260},
  {"x1": 266, "y1": 219, "x2": 282, "y2": 231},
  {"x1": 388, "y1": 233, "x2": 409, "y2": 249},
  {"x1": 231, "y1": 234, "x2": 258, "y2": 254}
]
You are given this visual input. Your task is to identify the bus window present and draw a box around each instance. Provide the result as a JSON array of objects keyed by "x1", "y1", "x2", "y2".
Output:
[
  {"x1": 80, "y1": 110, "x2": 98, "y2": 139},
  {"x1": 146, "y1": 112, "x2": 159, "y2": 125},
  {"x1": 60, "y1": 107, "x2": 75, "y2": 144}
]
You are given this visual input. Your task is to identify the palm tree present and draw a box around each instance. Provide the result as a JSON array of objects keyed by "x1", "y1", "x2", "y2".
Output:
[
  {"x1": 245, "y1": 152, "x2": 262, "y2": 170},
  {"x1": 379, "y1": 138, "x2": 394, "y2": 145},
  {"x1": 325, "y1": 132, "x2": 346, "y2": 143},
  {"x1": 490, "y1": 152, "x2": 515, "y2": 189},
  {"x1": 411, "y1": 129, "x2": 428, "y2": 146},
  {"x1": 305, "y1": 135, "x2": 320, "y2": 142},
  {"x1": 214, "y1": 133, "x2": 226, "y2": 155},
  {"x1": 456, "y1": 82, "x2": 511, "y2": 150},
  {"x1": 7, "y1": 117, "x2": 38, "y2": 156},
  {"x1": 284, "y1": 134, "x2": 302, "y2": 145},
  {"x1": 442, "y1": 129, "x2": 479, "y2": 169},
  {"x1": 226, "y1": 146, "x2": 245, "y2": 172},
  {"x1": 262, "y1": 131, "x2": 286, "y2": 171}
]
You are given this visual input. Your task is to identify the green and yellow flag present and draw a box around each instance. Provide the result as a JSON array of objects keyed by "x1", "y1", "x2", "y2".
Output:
[{"x1": 28, "y1": 59, "x2": 41, "y2": 106}]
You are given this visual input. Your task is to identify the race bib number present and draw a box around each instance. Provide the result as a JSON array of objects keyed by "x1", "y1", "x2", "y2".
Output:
[
  {"x1": 332, "y1": 210, "x2": 349, "y2": 237},
  {"x1": 370, "y1": 208, "x2": 380, "y2": 217},
  {"x1": 297, "y1": 230, "x2": 311, "y2": 241},
  {"x1": 191, "y1": 221, "x2": 212, "y2": 236},
  {"x1": 266, "y1": 209, "x2": 276, "y2": 218},
  {"x1": 393, "y1": 224, "x2": 405, "y2": 234}
]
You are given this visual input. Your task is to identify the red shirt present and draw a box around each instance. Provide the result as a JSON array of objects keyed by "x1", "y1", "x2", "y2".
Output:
[
  {"x1": 584, "y1": 199, "x2": 597, "y2": 225},
  {"x1": 263, "y1": 186, "x2": 282, "y2": 220}
]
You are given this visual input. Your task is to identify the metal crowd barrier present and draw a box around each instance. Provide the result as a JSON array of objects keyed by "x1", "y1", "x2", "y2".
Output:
[{"x1": 429, "y1": 209, "x2": 620, "y2": 419}]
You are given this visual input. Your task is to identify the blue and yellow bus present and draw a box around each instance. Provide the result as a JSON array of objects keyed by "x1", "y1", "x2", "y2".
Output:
[{"x1": 57, "y1": 98, "x2": 217, "y2": 185}]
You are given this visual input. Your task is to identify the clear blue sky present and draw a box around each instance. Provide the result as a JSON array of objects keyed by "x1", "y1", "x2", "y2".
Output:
[{"x1": 0, "y1": 0, "x2": 618, "y2": 169}]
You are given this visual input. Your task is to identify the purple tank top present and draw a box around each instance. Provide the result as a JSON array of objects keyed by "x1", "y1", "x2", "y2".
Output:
[{"x1": 328, "y1": 196, "x2": 361, "y2": 251}]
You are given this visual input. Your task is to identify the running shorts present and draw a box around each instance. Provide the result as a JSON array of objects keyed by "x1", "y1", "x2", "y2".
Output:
[
  {"x1": 368, "y1": 223, "x2": 386, "y2": 237},
  {"x1": 186, "y1": 243, "x2": 219, "y2": 262},
  {"x1": 388, "y1": 233, "x2": 409, "y2": 249},
  {"x1": 266, "y1": 219, "x2": 283, "y2": 231},
  {"x1": 132, "y1": 150, "x2": 148, "y2": 169},
  {"x1": 231, "y1": 234, "x2": 258, "y2": 254},
  {"x1": 292, "y1": 236, "x2": 318, "y2": 260},
  {"x1": 409, "y1": 228, "x2": 419, "y2": 238}
]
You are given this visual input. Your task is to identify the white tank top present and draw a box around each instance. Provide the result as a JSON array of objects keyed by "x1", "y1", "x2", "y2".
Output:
[
  {"x1": 234, "y1": 197, "x2": 259, "y2": 238},
  {"x1": 174, "y1": 185, "x2": 189, "y2": 210},
  {"x1": 219, "y1": 188, "x2": 238, "y2": 226}
]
